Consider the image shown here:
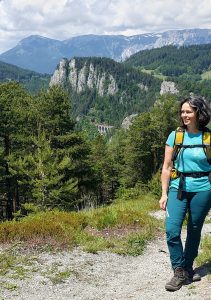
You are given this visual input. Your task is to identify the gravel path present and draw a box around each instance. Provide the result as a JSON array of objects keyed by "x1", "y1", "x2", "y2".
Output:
[{"x1": 0, "y1": 211, "x2": 211, "y2": 300}]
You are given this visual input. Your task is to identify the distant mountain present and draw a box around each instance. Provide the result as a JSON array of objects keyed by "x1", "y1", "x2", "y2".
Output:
[
  {"x1": 0, "y1": 36, "x2": 63, "y2": 75},
  {"x1": 1, "y1": 29, "x2": 211, "y2": 74},
  {"x1": 0, "y1": 60, "x2": 50, "y2": 93}
]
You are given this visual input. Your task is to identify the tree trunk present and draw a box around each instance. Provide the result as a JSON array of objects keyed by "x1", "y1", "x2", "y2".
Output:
[{"x1": 4, "y1": 135, "x2": 13, "y2": 220}]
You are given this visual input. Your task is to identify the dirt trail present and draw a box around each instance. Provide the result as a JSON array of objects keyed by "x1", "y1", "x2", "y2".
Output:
[{"x1": 0, "y1": 211, "x2": 211, "y2": 300}]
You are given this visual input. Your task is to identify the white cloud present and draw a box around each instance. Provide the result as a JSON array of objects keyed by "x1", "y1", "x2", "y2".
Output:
[{"x1": 0, "y1": 0, "x2": 211, "y2": 53}]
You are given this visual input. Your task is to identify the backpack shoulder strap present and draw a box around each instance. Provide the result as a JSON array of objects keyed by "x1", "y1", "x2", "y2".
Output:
[
  {"x1": 203, "y1": 127, "x2": 211, "y2": 145},
  {"x1": 202, "y1": 127, "x2": 211, "y2": 164},
  {"x1": 174, "y1": 127, "x2": 185, "y2": 146},
  {"x1": 171, "y1": 127, "x2": 185, "y2": 162}
]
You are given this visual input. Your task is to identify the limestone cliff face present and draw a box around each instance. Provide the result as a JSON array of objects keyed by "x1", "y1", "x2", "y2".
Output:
[
  {"x1": 50, "y1": 58, "x2": 69, "y2": 86},
  {"x1": 121, "y1": 114, "x2": 138, "y2": 130},
  {"x1": 69, "y1": 59, "x2": 78, "y2": 90},
  {"x1": 50, "y1": 58, "x2": 118, "y2": 96},
  {"x1": 160, "y1": 80, "x2": 179, "y2": 95}
]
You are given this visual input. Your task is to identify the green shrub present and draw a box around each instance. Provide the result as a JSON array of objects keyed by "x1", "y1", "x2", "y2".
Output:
[
  {"x1": 148, "y1": 170, "x2": 161, "y2": 198},
  {"x1": 0, "y1": 194, "x2": 161, "y2": 255}
]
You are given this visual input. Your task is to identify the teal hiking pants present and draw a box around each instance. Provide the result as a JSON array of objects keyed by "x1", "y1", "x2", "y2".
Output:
[{"x1": 165, "y1": 188, "x2": 211, "y2": 269}]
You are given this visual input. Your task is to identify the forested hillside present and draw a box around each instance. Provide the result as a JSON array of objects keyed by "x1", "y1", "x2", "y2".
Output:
[
  {"x1": 50, "y1": 57, "x2": 161, "y2": 127},
  {"x1": 0, "y1": 61, "x2": 50, "y2": 93},
  {"x1": 124, "y1": 44, "x2": 211, "y2": 101},
  {"x1": 0, "y1": 82, "x2": 178, "y2": 219},
  {"x1": 125, "y1": 44, "x2": 211, "y2": 76}
]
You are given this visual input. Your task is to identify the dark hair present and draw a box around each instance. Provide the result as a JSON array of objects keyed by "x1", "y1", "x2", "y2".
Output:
[{"x1": 179, "y1": 94, "x2": 211, "y2": 130}]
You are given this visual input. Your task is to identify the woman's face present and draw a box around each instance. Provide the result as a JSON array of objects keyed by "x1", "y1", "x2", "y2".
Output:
[{"x1": 181, "y1": 102, "x2": 198, "y2": 128}]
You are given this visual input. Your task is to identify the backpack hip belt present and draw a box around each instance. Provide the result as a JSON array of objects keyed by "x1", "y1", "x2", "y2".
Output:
[{"x1": 173, "y1": 170, "x2": 211, "y2": 200}]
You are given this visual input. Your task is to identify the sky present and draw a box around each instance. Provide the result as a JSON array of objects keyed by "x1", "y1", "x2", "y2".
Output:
[{"x1": 0, "y1": 0, "x2": 211, "y2": 53}]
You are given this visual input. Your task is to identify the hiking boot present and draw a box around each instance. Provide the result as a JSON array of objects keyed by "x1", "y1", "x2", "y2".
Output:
[
  {"x1": 165, "y1": 267, "x2": 187, "y2": 291},
  {"x1": 186, "y1": 267, "x2": 201, "y2": 282}
]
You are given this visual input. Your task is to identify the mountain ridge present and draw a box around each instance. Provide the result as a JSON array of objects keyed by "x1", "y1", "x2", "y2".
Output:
[{"x1": 1, "y1": 28, "x2": 211, "y2": 74}]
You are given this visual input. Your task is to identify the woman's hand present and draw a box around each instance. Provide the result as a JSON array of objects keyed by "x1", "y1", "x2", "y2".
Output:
[{"x1": 159, "y1": 195, "x2": 168, "y2": 210}]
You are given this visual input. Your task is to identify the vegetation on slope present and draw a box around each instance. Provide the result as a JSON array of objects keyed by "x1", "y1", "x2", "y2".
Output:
[
  {"x1": 125, "y1": 44, "x2": 211, "y2": 102},
  {"x1": 64, "y1": 57, "x2": 161, "y2": 127},
  {"x1": 125, "y1": 44, "x2": 211, "y2": 77},
  {"x1": 0, "y1": 60, "x2": 50, "y2": 94},
  {"x1": 0, "y1": 192, "x2": 160, "y2": 255}
]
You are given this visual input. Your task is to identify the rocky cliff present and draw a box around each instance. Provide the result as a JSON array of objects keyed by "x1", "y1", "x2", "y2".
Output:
[
  {"x1": 50, "y1": 58, "x2": 118, "y2": 96},
  {"x1": 49, "y1": 57, "x2": 161, "y2": 126},
  {"x1": 160, "y1": 81, "x2": 179, "y2": 95}
]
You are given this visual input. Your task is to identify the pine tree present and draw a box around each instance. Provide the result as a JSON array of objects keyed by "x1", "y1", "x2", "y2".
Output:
[
  {"x1": 23, "y1": 86, "x2": 90, "y2": 209},
  {"x1": 9, "y1": 130, "x2": 78, "y2": 209},
  {"x1": 0, "y1": 82, "x2": 32, "y2": 218},
  {"x1": 121, "y1": 94, "x2": 178, "y2": 187},
  {"x1": 0, "y1": 83, "x2": 94, "y2": 216}
]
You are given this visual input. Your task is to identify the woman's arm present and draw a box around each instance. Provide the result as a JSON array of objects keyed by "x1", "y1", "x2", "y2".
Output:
[{"x1": 159, "y1": 145, "x2": 174, "y2": 210}]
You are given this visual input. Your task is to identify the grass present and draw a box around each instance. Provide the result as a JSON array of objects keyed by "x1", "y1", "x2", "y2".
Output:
[
  {"x1": 201, "y1": 70, "x2": 211, "y2": 80},
  {"x1": 205, "y1": 214, "x2": 211, "y2": 224},
  {"x1": 1, "y1": 282, "x2": 19, "y2": 291},
  {"x1": 0, "y1": 243, "x2": 39, "y2": 278},
  {"x1": 196, "y1": 234, "x2": 211, "y2": 279},
  {"x1": 139, "y1": 68, "x2": 167, "y2": 80},
  {"x1": 41, "y1": 263, "x2": 73, "y2": 284}
]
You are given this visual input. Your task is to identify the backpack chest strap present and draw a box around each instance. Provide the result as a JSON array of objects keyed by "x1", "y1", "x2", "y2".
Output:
[
  {"x1": 181, "y1": 144, "x2": 206, "y2": 149},
  {"x1": 172, "y1": 128, "x2": 211, "y2": 164}
]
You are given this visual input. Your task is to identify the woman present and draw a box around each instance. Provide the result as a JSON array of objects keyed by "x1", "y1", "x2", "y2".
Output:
[{"x1": 159, "y1": 95, "x2": 211, "y2": 292}]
